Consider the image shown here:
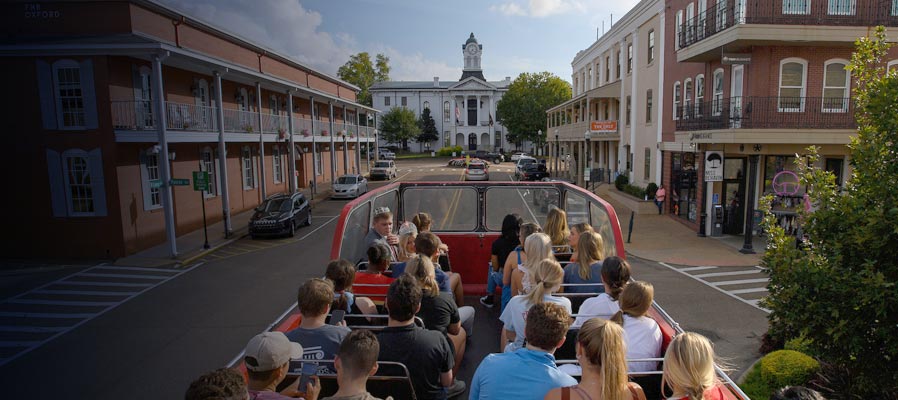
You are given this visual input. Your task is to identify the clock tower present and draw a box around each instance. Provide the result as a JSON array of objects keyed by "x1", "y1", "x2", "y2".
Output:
[{"x1": 460, "y1": 32, "x2": 485, "y2": 81}]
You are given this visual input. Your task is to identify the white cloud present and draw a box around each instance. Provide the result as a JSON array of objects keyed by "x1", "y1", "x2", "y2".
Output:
[
  {"x1": 489, "y1": 3, "x2": 527, "y2": 16},
  {"x1": 490, "y1": 0, "x2": 586, "y2": 18}
]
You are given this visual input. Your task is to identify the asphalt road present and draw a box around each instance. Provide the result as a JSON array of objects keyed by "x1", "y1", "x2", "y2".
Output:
[{"x1": 0, "y1": 158, "x2": 767, "y2": 398}]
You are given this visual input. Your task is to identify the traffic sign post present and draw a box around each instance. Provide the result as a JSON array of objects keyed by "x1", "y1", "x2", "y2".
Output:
[
  {"x1": 193, "y1": 169, "x2": 210, "y2": 249},
  {"x1": 170, "y1": 178, "x2": 190, "y2": 186},
  {"x1": 149, "y1": 179, "x2": 163, "y2": 189}
]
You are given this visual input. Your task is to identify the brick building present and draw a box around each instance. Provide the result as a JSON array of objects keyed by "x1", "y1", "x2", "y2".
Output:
[{"x1": 2, "y1": 0, "x2": 377, "y2": 259}]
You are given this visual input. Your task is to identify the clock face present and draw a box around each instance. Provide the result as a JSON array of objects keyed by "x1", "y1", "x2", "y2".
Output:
[{"x1": 467, "y1": 45, "x2": 477, "y2": 55}]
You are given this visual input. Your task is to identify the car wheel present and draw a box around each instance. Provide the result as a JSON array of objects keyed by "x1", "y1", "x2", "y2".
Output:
[
  {"x1": 493, "y1": 158, "x2": 500, "y2": 164},
  {"x1": 305, "y1": 210, "x2": 312, "y2": 226},
  {"x1": 288, "y1": 221, "x2": 295, "y2": 237}
]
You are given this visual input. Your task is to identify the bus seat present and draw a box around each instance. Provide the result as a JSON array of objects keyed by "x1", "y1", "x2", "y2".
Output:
[
  {"x1": 370, "y1": 361, "x2": 418, "y2": 399},
  {"x1": 555, "y1": 253, "x2": 573, "y2": 263},
  {"x1": 555, "y1": 328, "x2": 579, "y2": 360}
]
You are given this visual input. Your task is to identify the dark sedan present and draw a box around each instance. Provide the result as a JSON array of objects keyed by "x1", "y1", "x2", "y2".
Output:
[
  {"x1": 249, "y1": 193, "x2": 311, "y2": 238},
  {"x1": 517, "y1": 163, "x2": 549, "y2": 181}
]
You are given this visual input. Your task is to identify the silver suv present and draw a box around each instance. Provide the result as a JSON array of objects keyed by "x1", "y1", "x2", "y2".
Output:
[{"x1": 370, "y1": 160, "x2": 397, "y2": 180}]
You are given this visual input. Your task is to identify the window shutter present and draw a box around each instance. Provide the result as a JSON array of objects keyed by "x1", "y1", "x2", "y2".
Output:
[
  {"x1": 46, "y1": 149, "x2": 67, "y2": 217},
  {"x1": 253, "y1": 149, "x2": 260, "y2": 189},
  {"x1": 36, "y1": 60, "x2": 57, "y2": 130},
  {"x1": 88, "y1": 148, "x2": 107, "y2": 216},
  {"x1": 80, "y1": 59, "x2": 98, "y2": 129},
  {"x1": 139, "y1": 151, "x2": 153, "y2": 211}
]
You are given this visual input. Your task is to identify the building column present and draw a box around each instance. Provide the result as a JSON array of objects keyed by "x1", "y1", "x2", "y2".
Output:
[
  {"x1": 287, "y1": 91, "x2": 297, "y2": 192},
  {"x1": 310, "y1": 96, "x2": 318, "y2": 192},
  {"x1": 476, "y1": 94, "x2": 481, "y2": 127},
  {"x1": 152, "y1": 54, "x2": 177, "y2": 256},
  {"x1": 256, "y1": 82, "x2": 266, "y2": 199},
  {"x1": 355, "y1": 107, "x2": 361, "y2": 174},
  {"x1": 740, "y1": 154, "x2": 760, "y2": 253},
  {"x1": 342, "y1": 106, "x2": 349, "y2": 174},
  {"x1": 329, "y1": 102, "x2": 336, "y2": 183},
  {"x1": 212, "y1": 71, "x2": 232, "y2": 238},
  {"x1": 489, "y1": 96, "x2": 495, "y2": 149}
]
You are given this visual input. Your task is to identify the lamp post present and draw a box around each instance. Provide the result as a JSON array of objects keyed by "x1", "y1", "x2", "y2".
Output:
[
  {"x1": 554, "y1": 130, "x2": 559, "y2": 177},
  {"x1": 584, "y1": 130, "x2": 591, "y2": 190},
  {"x1": 374, "y1": 129, "x2": 379, "y2": 162}
]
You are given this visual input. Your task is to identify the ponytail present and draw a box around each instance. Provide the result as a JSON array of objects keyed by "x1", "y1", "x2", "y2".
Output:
[
  {"x1": 325, "y1": 259, "x2": 356, "y2": 312},
  {"x1": 405, "y1": 254, "x2": 440, "y2": 296},
  {"x1": 332, "y1": 291, "x2": 349, "y2": 312},
  {"x1": 610, "y1": 310, "x2": 624, "y2": 325},
  {"x1": 526, "y1": 259, "x2": 564, "y2": 305},
  {"x1": 612, "y1": 280, "x2": 654, "y2": 325},
  {"x1": 601, "y1": 256, "x2": 632, "y2": 301},
  {"x1": 578, "y1": 318, "x2": 629, "y2": 400}
]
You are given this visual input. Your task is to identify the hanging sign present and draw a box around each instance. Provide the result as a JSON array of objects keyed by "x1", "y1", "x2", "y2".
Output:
[{"x1": 704, "y1": 151, "x2": 723, "y2": 182}]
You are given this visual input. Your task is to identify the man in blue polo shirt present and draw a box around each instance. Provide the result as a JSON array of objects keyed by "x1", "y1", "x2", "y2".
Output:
[{"x1": 469, "y1": 302, "x2": 576, "y2": 399}]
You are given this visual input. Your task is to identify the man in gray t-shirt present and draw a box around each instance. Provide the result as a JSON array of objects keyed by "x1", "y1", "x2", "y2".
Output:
[{"x1": 286, "y1": 278, "x2": 351, "y2": 373}]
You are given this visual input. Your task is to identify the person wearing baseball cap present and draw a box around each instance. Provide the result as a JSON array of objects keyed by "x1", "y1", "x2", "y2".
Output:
[{"x1": 244, "y1": 331, "x2": 320, "y2": 399}]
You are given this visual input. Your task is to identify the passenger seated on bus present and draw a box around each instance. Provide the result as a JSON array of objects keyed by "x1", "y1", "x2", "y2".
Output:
[
  {"x1": 563, "y1": 232, "x2": 606, "y2": 294},
  {"x1": 243, "y1": 331, "x2": 320, "y2": 400},
  {"x1": 405, "y1": 254, "x2": 468, "y2": 376},
  {"x1": 566, "y1": 223, "x2": 594, "y2": 263},
  {"x1": 770, "y1": 386, "x2": 825, "y2": 400},
  {"x1": 500, "y1": 259, "x2": 571, "y2": 353},
  {"x1": 185, "y1": 367, "x2": 247, "y2": 400},
  {"x1": 511, "y1": 232, "x2": 555, "y2": 297},
  {"x1": 414, "y1": 232, "x2": 466, "y2": 307},
  {"x1": 286, "y1": 278, "x2": 350, "y2": 371},
  {"x1": 546, "y1": 319, "x2": 647, "y2": 400},
  {"x1": 470, "y1": 302, "x2": 577, "y2": 400},
  {"x1": 395, "y1": 222, "x2": 417, "y2": 262},
  {"x1": 502, "y1": 222, "x2": 543, "y2": 310},
  {"x1": 573, "y1": 256, "x2": 631, "y2": 328},
  {"x1": 326, "y1": 260, "x2": 377, "y2": 317},
  {"x1": 662, "y1": 332, "x2": 728, "y2": 400},
  {"x1": 322, "y1": 330, "x2": 390, "y2": 400},
  {"x1": 544, "y1": 208, "x2": 570, "y2": 248},
  {"x1": 353, "y1": 244, "x2": 396, "y2": 303},
  {"x1": 411, "y1": 212, "x2": 450, "y2": 254},
  {"x1": 610, "y1": 281, "x2": 663, "y2": 373},
  {"x1": 365, "y1": 207, "x2": 399, "y2": 261},
  {"x1": 377, "y1": 275, "x2": 465, "y2": 400},
  {"x1": 480, "y1": 213, "x2": 522, "y2": 309}
]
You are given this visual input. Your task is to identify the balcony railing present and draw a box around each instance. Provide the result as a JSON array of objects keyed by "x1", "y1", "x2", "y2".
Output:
[
  {"x1": 678, "y1": 0, "x2": 898, "y2": 49},
  {"x1": 675, "y1": 96, "x2": 856, "y2": 131}
]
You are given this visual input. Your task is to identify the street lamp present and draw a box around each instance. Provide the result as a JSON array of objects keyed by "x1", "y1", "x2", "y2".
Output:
[
  {"x1": 584, "y1": 130, "x2": 591, "y2": 190},
  {"x1": 537, "y1": 129, "x2": 542, "y2": 156},
  {"x1": 555, "y1": 129, "x2": 559, "y2": 178},
  {"x1": 373, "y1": 129, "x2": 379, "y2": 161}
]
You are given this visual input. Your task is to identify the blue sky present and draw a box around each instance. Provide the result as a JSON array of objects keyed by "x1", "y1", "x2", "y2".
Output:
[{"x1": 158, "y1": 0, "x2": 641, "y2": 84}]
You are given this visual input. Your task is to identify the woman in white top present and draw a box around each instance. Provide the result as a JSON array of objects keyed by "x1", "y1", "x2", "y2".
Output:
[
  {"x1": 611, "y1": 281, "x2": 662, "y2": 373},
  {"x1": 573, "y1": 256, "x2": 632, "y2": 328},
  {"x1": 499, "y1": 259, "x2": 571, "y2": 352},
  {"x1": 511, "y1": 232, "x2": 554, "y2": 296}
]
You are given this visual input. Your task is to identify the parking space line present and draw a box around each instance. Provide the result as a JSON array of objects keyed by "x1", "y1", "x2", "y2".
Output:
[{"x1": 89, "y1": 266, "x2": 179, "y2": 274}]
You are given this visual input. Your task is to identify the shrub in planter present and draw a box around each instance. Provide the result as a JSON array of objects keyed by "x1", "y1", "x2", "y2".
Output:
[
  {"x1": 614, "y1": 174, "x2": 628, "y2": 190},
  {"x1": 759, "y1": 350, "x2": 820, "y2": 391},
  {"x1": 646, "y1": 182, "x2": 658, "y2": 200},
  {"x1": 622, "y1": 184, "x2": 646, "y2": 199}
]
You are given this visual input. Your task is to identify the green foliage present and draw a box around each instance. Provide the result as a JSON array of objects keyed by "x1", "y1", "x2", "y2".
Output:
[
  {"x1": 614, "y1": 174, "x2": 629, "y2": 190},
  {"x1": 416, "y1": 108, "x2": 440, "y2": 145},
  {"x1": 379, "y1": 107, "x2": 420, "y2": 147},
  {"x1": 621, "y1": 184, "x2": 646, "y2": 199},
  {"x1": 784, "y1": 335, "x2": 813, "y2": 355},
  {"x1": 739, "y1": 364, "x2": 773, "y2": 400},
  {"x1": 646, "y1": 182, "x2": 659, "y2": 200},
  {"x1": 759, "y1": 27, "x2": 898, "y2": 396},
  {"x1": 337, "y1": 52, "x2": 390, "y2": 107},
  {"x1": 496, "y1": 72, "x2": 571, "y2": 145},
  {"x1": 759, "y1": 350, "x2": 820, "y2": 390},
  {"x1": 437, "y1": 146, "x2": 463, "y2": 157}
]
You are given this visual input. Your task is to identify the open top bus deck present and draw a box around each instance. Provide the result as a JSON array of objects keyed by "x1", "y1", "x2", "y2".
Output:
[{"x1": 231, "y1": 180, "x2": 749, "y2": 400}]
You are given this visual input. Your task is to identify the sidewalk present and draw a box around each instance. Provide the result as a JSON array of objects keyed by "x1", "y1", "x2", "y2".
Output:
[
  {"x1": 597, "y1": 187, "x2": 764, "y2": 267},
  {"x1": 115, "y1": 182, "x2": 335, "y2": 268}
]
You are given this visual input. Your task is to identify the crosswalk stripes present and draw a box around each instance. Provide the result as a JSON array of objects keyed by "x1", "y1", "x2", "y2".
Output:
[
  {"x1": 0, "y1": 262, "x2": 201, "y2": 367},
  {"x1": 397, "y1": 167, "x2": 515, "y2": 173},
  {"x1": 657, "y1": 262, "x2": 770, "y2": 313}
]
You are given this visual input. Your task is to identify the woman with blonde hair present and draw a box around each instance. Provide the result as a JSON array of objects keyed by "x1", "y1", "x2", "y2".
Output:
[
  {"x1": 501, "y1": 222, "x2": 542, "y2": 309},
  {"x1": 395, "y1": 222, "x2": 418, "y2": 262},
  {"x1": 545, "y1": 208, "x2": 570, "y2": 248},
  {"x1": 611, "y1": 281, "x2": 663, "y2": 373},
  {"x1": 662, "y1": 332, "x2": 726, "y2": 400},
  {"x1": 563, "y1": 231, "x2": 606, "y2": 294},
  {"x1": 500, "y1": 259, "x2": 571, "y2": 352},
  {"x1": 567, "y1": 223, "x2": 594, "y2": 262},
  {"x1": 405, "y1": 254, "x2": 467, "y2": 375},
  {"x1": 511, "y1": 232, "x2": 555, "y2": 297},
  {"x1": 545, "y1": 319, "x2": 647, "y2": 400}
]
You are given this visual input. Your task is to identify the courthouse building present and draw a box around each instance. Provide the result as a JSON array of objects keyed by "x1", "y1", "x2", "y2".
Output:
[
  {"x1": 371, "y1": 33, "x2": 521, "y2": 152},
  {"x1": 3, "y1": 0, "x2": 377, "y2": 258}
]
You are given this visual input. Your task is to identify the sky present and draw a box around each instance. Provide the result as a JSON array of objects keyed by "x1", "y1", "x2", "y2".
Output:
[{"x1": 157, "y1": 0, "x2": 642, "y2": 84}]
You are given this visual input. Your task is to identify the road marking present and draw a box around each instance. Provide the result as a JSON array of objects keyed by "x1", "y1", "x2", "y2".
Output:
[
  {"x1": 711, "y1": 278, "x2": 770, "y2": 286},
  {"x1": 677, "y1": 266, "x2": 718, "y2": 272},
  {"x1": 0, "y1": 326, "x2": 68, "y2": 333},
  {"x1": 77, "y1": 273, "x2": 170, "y2": 280},
  {"x1": 693, "y1": 269, "x2": 763, "y2": 279},
  {"x1": 0, "y1": 341, "x2": 43, "y2": 348},
  {"x1": 0, "y1": 311, "x2": 97, "y2": 319},
  {"x1": 6, "y1": 299, "x2": 118, "y2": 307},
  {"x1": 728, "y1": 287, "x2": 768, "y2": 294},
  {"x1": 507, "y1": 172, "x2": 540, "y2": 223},
  {"x1": 32, "y1": 289, "x2": 137, "y2": 296},
  {"x1": 657, "y1": 262, "x2": 770, "y2": 313},
  {"x1": 54, "y1": 281, "x2": 154, "y2": 288}
]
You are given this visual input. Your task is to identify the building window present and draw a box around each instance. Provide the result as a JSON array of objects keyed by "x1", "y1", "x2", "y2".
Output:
[
  {"x1": 673, "y1": 81, "x2": 682, "y2": 120},
  {"x1": 698, "y1": 0, "x2": 707, "y2": 33},
  {"x1": 53, "y1": 60, "x2": 85, "y2": 129},
  {"x1": 145, "y1": 152, "x2": 161, "y2": 208},
  {"x1": 314, "y1": 149, "x2": 323, "y2": 176},
  {"x1": 423, "y1": 101, "x2": 430, "y2": 111},
  {"x1": 828, "y1": 0, "x2": 855, "y2": 15},
  {"x1": 242, "y1": 146, "x2": 256, "y2": 189},
  {"x1": 443, "y1": 101, "x2": 450, "y2": 122},
  {"x1": 647, "y1": 30, "x2": 655, "y2": 64},
  {"x1": 646, "y1": 90, "x2": 653, "y2": 123},
  {"x1": 644, "y1": 148, "x2": 651, "y2": 181},
  {"x1": 272, "y1": 145, "x2": 283, "y2": 183},
  {"x1": 626, "y1": 96, "x2": 632, "y2": 126},
  {"x1": 778, "y1": 58, "x2": 807, "y2": 112},
  {"x1": 893, "y1": 0, "x2": 898, "y2": 16},
  {"x1": 695, "y1": 74, "x2": 705, "y2": 116},
  {"x1": 495, "y1": 131, "x2": 502, "y2": 149},
  {"x1": 684, "y1": 79, "x2": 693, "y2": 119},
  {"x1": 588, "y1": 67, "x2": 593, "y2": 89},
  {"x1": 686, "y1": 2, "x2": 695, "y2": 42},
  {"x1": 605, "y1": 56, "x2": 610, "y2": 83},
  {"x1": 889, "y1": 60, "x2": 898, "y2": 71},
  {"x1": 604, "y1": 103, "x2": 610, "y2": 120},
  {"x1": 616, "y1": 50, "x2": 621, "y2": 78},
  {"x1": 384, "y1": 97, "x2": 390, "y2": 106},
  {"x1": 783, "y1": 0, "x2": 811, "y2": 15},
  {"x1": 676, "y1": 10, "x2": 683, "y2": 50},
  {"x1": 627, "y1": 43, "x2": 633, "y2": 73},
  {"x1": 66, "y1": 154, "x2": 95, "y2": 214},
  {"x1": 201, "y1": 148, "x2": 217, "y2": 197},
  {"x1": 822, "y1": 59, "x2": 850, "y2": 112},
  {"x1": 712, "y1": 69, "x2": 724, "y2": 116},
  {"x1": 716, "y1": 0, "x2": 727, "y2": 30},
  {"x1": 401, "y1": 96, "x2": 407, "y2": 107}
]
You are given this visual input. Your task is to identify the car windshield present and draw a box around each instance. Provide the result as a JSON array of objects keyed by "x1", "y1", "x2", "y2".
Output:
[
  {"x1": 374, "y1": 162, "x2": 391, "y2": 168},
  {"x1": 519, "y1": 159, "x2": 535, "y2": 165},
  {"x1": 337, "y1": 176, "x2": 357, "y2": 184},
  {"x1": 468, "y1": 164, "x2": 485, "y2": 170},
  {"x1": 263, "y1": 198, "x2": 291, "y2": 212}
]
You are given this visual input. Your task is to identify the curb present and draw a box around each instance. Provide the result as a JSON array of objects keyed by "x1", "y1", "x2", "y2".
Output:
[{"x1": 178, "y1": 232, "x2": 247, "y2": 267}]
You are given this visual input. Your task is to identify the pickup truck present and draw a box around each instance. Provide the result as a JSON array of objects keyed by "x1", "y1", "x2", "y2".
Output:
[
  {"x1": 516, "y1": 163, "x2": 549, "y2": 181},
  {"x1": 472, "y1": 150, "x2": 504, "y2": 164}
]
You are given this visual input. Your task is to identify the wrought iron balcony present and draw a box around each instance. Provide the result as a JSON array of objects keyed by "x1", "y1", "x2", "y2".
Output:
[{"x1": 675, "y1": 96, "x2": 856, "y2": 131}]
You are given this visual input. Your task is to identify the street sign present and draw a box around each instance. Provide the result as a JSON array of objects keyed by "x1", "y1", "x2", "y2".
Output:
[
  {"x1": 192, "y1": 171, "x2": 209, "y2": 191},
  {"x1": 590, "y1": 120, "x2": 618, "y2": 132},
  {"x1": 149, "y1": 179, "x2": 163, "y2": 189},
  {"x1": 170, "y1": 178, "x2": 190, "y2": 186},
  {"x1": 584, "y1": 168, "x2": 591, "y2": 182}
]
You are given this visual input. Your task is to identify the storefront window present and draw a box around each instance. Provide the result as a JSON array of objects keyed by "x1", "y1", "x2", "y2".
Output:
[
  {"x1": 671, "y1": 152, "x2": 698, "y2": 221},
  {"x1": 763, "y1": 155, "x2": 805, "y2": 236}
]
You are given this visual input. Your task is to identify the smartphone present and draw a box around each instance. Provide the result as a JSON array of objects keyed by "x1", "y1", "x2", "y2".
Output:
[
  {"x1": 329, "y1": 309, "x2": 346, "y2": 325},
  {"x1": 298, "y1": 362, "x2": 318, "y2": 391}
]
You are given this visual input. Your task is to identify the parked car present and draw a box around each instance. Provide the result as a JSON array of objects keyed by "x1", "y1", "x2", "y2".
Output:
[
  {"x1": 464, "y1": 161, "x2": 490, "y2": 181},
  {"x1": 332, "y1": 174, "x2": 368, "y2": 199},
  {"x1": 249, "y1": 193, "x2": 311, "y2": 239},
  {"x1": 514, "y1": 157, "x2": 537, "y2": 176},
  {"x1": 378, "y1": 149, "x2": 396, "y2": 160},
  {"x1": 516, "y1": 163, "x2": 549, "y2": 181},
  {"x1": 510, "y1": 152, "x2": 531, "y2": 162},
  {"x1": 473, "y1": 150, "x2": 504, "y2": 164},
  {"x1": 370, "y1": 160, "x2": 397, "y2": 180}
]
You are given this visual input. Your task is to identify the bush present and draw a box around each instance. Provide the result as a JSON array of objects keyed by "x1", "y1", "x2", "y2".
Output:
[
  {"x1": 784, "y1": 335, "x2": 813, "y2": 355},
  {"x1": 759, "y1": 350, "x2": 820, "y2": 390},
  {"x1": 645, "y1": 182, "x2": 658, "y2": 200},
  {"x1": 622, "y1": 184, "x2": 646, "y2": 199},
  {"x1": 436, "y1": 146, "x2": 463, "y2": 157},
  {"x1": 614, "y1": 174, "x2": 628, "y2": 190}
]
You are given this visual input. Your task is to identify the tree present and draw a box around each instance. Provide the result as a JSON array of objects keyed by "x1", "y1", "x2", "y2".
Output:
[
  {"x1": 760, "y1": 27, "x2": 897, "y2": 398},
  {"x1": 496, "y1": 72, "x2": 571, "y2": 147},
  {"x1": 379, "y1": 107, "x2": 420, "y2": 150},
  {"x1": 337, "y1": 52, "x2": 390, "y2": 106},
  {"x1": 416, "y1": 108, "x2": 440, "y2": 151}
]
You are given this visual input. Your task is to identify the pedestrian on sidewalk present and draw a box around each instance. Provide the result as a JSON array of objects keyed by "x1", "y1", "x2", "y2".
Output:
[{"x1": 654, "y1": 184, "x2": 666, "y2": 215}]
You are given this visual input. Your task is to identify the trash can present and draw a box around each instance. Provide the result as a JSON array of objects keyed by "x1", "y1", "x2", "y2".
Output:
[{"x1": 710, "y1": 204, "x2": 724, "y2": 237}]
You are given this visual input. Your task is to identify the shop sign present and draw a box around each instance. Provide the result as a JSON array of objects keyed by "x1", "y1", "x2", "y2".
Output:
[
  {"x1": 704, "y1": 151, "x2": 724, "y2": 182},
  {"x1": 772, "y1": 171, "x2": 801, "y2": 196},
  {"x1": 722, "y1": 53, "x2": 752, "y2": 65},
  {"x1": 590, "y1": 121, "x2": 618, "y2": 133}
]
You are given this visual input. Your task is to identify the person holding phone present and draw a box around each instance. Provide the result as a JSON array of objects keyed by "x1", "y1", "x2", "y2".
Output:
[
  {"x1": 244, "y1": 331, "x2": 320, "y2": 400},
  {"x1": 321, "y1": 330, "x2": 390, "y2": 400},
  {"x1": 286, "y1": 279, "x2": 351, "y2": 374}
]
